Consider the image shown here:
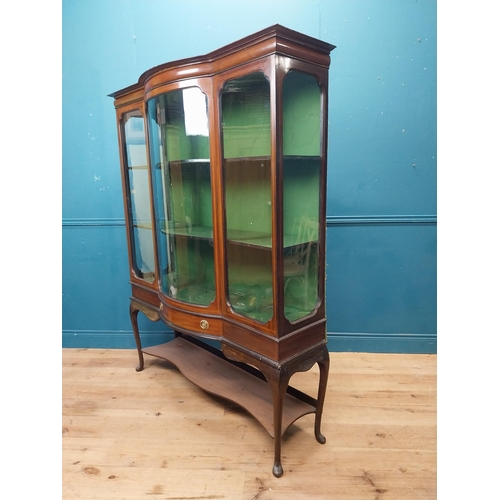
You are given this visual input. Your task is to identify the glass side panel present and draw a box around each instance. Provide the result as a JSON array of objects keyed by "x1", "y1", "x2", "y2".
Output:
[
  {"x1": 122, "y1": 111, "x2": 155, "y2": 283},
  {"x1": 147, "y1": 87, "x2": 215, "y2": 306},
  {"x1": 282, "y1": 71, "x2": 322, "y2": 322},
  {"x1": 221, "y1": 72, "x2": 273, "y2": 323}
]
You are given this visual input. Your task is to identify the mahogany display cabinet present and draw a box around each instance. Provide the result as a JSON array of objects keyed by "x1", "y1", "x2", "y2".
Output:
[{"x1": 110, "y1": 25, "x2": 335, "y2": 477}]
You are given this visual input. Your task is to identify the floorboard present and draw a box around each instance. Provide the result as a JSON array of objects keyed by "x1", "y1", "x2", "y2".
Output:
[{"x1": 62, "y1": 347, "x2": 436, "y2": 499}]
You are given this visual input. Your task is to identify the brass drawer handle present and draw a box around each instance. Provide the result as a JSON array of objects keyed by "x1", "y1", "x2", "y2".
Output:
[{"x1": 200, "y1": 319, "x2": 209, "y2": 330}]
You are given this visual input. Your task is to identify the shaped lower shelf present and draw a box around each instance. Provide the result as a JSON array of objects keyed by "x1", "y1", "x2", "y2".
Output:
[{"x1": 142, "y1": 336, "x2": 316, "y2": 438}]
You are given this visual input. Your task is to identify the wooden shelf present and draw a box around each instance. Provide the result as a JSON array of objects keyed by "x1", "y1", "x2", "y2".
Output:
[
  {"x1": 142, "y1": 337, "x2": 316, "y2": 438},
  {"x1": 226, "y1": 229, "x2": 317, "y2": 249},
  {"x1": 165, "y1": 223, "x2": 214, "y2": 239},
  {"x1": 154, "y1": 159, "x2": 210, "y2": 169},
  {"x1": 158, "y1": 224, "x2": 316, "y2": 249}
]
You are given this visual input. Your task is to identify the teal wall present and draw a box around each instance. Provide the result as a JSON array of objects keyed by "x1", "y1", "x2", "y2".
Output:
[{"x1": 62, "y1": 0, "x2": 436, "y2": 353}]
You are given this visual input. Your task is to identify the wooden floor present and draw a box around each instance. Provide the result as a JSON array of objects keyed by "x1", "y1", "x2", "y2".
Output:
[{"x1": 62, "y1": 347, "x2": 436, "y2": 500}]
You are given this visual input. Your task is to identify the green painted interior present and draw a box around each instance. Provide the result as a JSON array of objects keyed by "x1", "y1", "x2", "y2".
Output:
[
  {"x1": 282, "y1": 71, "x2": 322, "y2": 321},
  {"x1": 168, "y1": 236, "x2": 216, "y2": 305},
  {"x1": 221, "y1": 72, "x2": 271, "y2": 158},
  {"x1": 165, "y1": 161, "x2": 216, "y2": 305},
  {"x1": 167, "y1": 161, "x2": 213, "y2": 231},
  {"x1": 226, "y1": 244, "x2": 274, "y2": 323},
  {"x1": 224, "y1": 158, "x2": 272, "y2": 238},
  {"x1": 283, "y1": 71, "x2": 321, "y2": 156},
  {"x1": 283, "y1": 158, "x2": 320, "y2": 242},
  {"x1": 283, "y1": 158, "x2": 321, "y2": 322}
]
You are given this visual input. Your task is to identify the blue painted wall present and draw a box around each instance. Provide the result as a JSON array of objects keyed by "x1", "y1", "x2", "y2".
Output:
[{"x1": 62, "y1": 0, "x2": 436, "y2": 353}]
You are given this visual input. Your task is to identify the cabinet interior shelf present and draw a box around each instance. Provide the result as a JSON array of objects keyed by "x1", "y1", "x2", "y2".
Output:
[
  {"x1": 142, "y1": 336, "x2": 316, "y2": 438},
  {"x1": 154, "y1": 155, "x2": 321, "y2": 169},
  {"x1": 164, "y1": 223, "x2": 214, "y2": 240},
  {"x1": 161, "y1": 224, "x2": 316, "y2": 249},
  {"x1": 154, "y1": 159, "x2": 210, "y2": 169}
]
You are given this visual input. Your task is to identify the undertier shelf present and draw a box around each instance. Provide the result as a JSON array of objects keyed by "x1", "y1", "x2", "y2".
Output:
[{"x1": 142, "y1": 336, "x2": 316, "y2": 438}]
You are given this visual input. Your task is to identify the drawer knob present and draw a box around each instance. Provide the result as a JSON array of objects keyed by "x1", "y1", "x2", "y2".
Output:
[{"x1": 200, "y1": 319, "x2": 209, "y2": 330}]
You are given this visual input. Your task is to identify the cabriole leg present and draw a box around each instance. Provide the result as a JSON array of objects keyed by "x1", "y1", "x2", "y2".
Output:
[
  {"x1": 129, "y1": 302, "x2": 144, "y2": 372},
  {"x1": 268, "y1": 368, "x2": 291, "y2": 478},
  {"x1": 314, "y1": 346, "x2": 330, "y2": 444}
]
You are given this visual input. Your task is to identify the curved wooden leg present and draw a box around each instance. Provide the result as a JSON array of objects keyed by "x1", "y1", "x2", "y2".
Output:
[
  {"x1": 267, "y1": 367, "x2": 291, "y2": 478},
  {"x1": 129, "y1": 302, "x2": 145, "y2": 372},
  {"x1": 221, "y1": 341, "x2": 329, "y2": 477},
  {"x1": 314, "y1": 346, "x2": 330, "y2": 444}
]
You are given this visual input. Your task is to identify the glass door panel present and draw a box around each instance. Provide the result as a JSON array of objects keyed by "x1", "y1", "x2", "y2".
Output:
[
  {"x1": 221, "y1": 72, "x2": 273, "y2": 323},
  {"x1": 148, "y1": 87, "x2": 215, "y2": 306},
  {"x1": 282, "y1": 71, "x2": 322, "y2": 322},
  {"x1": 122, "y1": 111, "x2": 155, "y2": 283}
]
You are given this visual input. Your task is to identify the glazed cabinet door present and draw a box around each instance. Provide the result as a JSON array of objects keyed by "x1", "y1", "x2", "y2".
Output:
[
  {"x1": 120, "y1": 109, "x2": 156, "y2": 285},
  {"x1": 281, "y1": 70, "x2": 324, "y2": 323},
  {"x1": 218, "y1": 61, "x2": 328, "y2": 335},
  {"x1": 220, "y1": 70, "x2": 275, "y2": 325},
  {"x1": 147, "y1": 86, "x2": 217, "y2": 308}
]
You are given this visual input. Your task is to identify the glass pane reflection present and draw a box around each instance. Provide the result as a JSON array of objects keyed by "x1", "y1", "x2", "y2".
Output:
[{"x1": 122, "y1": 111, "x2": 155, "y2": 283}]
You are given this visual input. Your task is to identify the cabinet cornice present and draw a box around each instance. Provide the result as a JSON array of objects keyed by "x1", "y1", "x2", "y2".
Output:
[{"x1": 110, "y1": 25, "x2": 335, "y2": 101}]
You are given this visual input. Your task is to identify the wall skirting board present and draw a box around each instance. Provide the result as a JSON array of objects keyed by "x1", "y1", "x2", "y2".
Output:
[
  {"x1": 62, "y1": 218, "x2": 126, "y2": 227},
  {"x1": 62, "y1": 329, "x2": 436, "y2": 354},
  {"x1": 326, "y1": 215, "x2": 437, "y2": 226}
]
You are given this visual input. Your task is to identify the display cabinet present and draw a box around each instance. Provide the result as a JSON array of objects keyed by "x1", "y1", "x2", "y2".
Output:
[{"x1": 110, "y1": 25, "x2": 335, "y2": 477}]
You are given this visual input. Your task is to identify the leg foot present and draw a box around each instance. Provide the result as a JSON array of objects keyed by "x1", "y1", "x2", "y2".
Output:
[
  {"x1": 315, "y1": 431, "x2": 326, "y2": 444},
  {"x1": 273, "y1": 463, "x2": 283, "y2": 478}
]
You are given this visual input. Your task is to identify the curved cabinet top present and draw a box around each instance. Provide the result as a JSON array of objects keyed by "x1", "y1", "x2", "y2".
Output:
[{"x1": 109, "y1": 24, "x2": 335, "y2": 105}]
